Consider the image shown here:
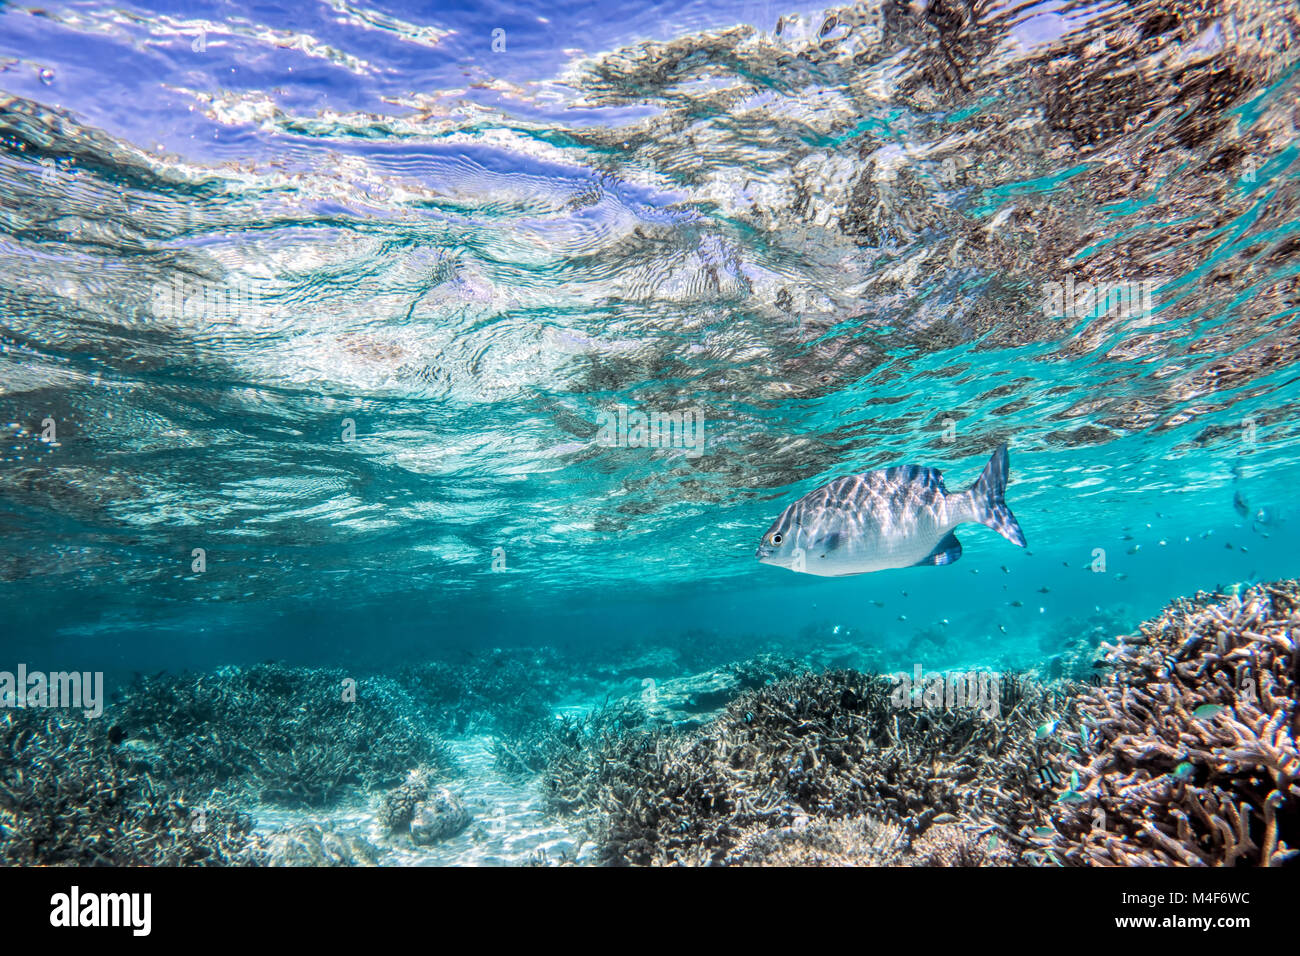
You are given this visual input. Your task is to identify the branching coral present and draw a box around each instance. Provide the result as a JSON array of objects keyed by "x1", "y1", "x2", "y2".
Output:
[
  {"x1": 726, "y1": 815, "x2": 907, "y2": 866},
  {"x1": 0, "y1": 710, "x2": 255, "y2": 865},
  {"x1": 398, "y1": 649, "x2": 560, "y2": 736},
  {"x1": 1036, "y1": 580, "x2": 1299, "y2": 866},
  {"x1": 909, "y1": 821, "x2": 1018, "y2": 867},
  {"x1": 513, "y1": 670, "x2": 1081, "y2": 865},
  {"x1": 110, "y1": 663, "x2": 449, "y2": 807}
]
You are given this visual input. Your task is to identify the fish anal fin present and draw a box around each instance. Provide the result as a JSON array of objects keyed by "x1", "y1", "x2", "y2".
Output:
[{"x1": 913, "y1": 531, "x2": 962, "y2": 567}]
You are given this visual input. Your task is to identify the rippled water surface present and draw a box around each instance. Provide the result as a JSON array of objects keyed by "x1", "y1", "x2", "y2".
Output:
[{"x1": 2, "y1": 0, "x2": 1299, "y2": 670}]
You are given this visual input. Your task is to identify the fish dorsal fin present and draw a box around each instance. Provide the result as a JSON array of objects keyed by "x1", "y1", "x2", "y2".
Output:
[{"x1": 912, "y1": 531, "x2": 962, "y2": 567}]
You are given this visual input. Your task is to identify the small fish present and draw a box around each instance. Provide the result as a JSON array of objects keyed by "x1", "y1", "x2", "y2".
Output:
[
  {"x1": 1126, "y1": 544, "x2": 1141, "y2": 555},
  {"x1": 1192, "y1": 704, "x2": 1225, "y2": 719},
  {"x1": 1033, "y1": 826, "x2": 1054, "y2": 837},
  {"x1": 1038, "y1": 586, "x2": 1050, "y2": 594},
  {"x1": 871, "y1": 600, "x2": 885, "y2": 608},
  {"x1": 1233, "y1": 489, "x2": 1250, "y2": 518},
  {"x1": 1036, "y1": 720, "x2": 1058, "y2": 739},
  {"x1": 1115, "y1": 573, "x2": 1128, "y2": 581},
  {"x1": 1010, "y1": 600, "x2": 1024, "y2": 608},
  {"x1": 1056, "y1": 790, "x2": 1086, "y2": 804},
  {"x1": 1173, "y1": 761, "x2": 1196, "y2": 781},
  {"x1": 1070, "y1": 770, "x2": 1080, "y2": 790},
  {"x1": 897, "y1": 614, "x2": 907, "y2": 622},
  {"x1": 1001, "y1": 565, "x2": 1010, "y2": 573},
  {"x1": 756, "y1": 445, "x2": 1026, "y2": 575}
]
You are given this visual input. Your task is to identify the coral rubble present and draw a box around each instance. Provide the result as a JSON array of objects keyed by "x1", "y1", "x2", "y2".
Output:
[{"x1": 376, "y1": 769, "x2": 471, "y2": 845}]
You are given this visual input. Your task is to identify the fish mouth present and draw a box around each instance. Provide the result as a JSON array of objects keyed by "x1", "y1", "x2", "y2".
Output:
[{"x1": 755, "y1": 546, "x2": 772, "y2": 561}]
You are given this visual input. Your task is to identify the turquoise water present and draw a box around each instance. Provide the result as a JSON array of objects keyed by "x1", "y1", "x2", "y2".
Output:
[{"x1": 1, "y1": 0, "x2": 1298, "y2": 692}]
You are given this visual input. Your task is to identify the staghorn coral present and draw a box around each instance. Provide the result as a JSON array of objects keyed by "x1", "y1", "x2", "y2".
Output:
[
  {"x1": 728, "y1": 653, "x2": 807, "y2": 691},
  {"x1": 0, "y1": 709, "x2": 256, "y2": 866},
  {"x1": 1035, "y1": 580, "x2": 1299, "y2": 866},
  {"x1": 726, "y1": 815, "x2": 907, "y2": 867},
  {"x1": 397, "y1": 648, "x2": 561, "y2": 736},
  {"x1": 908, "y1": 821, "x2": 1017, "y2": 867},
  {"x1": 518, "y1": 669, "x2": 1081, "y2": 865},
  {"x1": 110, "y1": 663, "x2": 449, "y2": 807}
]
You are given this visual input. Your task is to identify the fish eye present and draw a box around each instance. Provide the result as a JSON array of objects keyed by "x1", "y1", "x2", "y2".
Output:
[{"x1": 771, "y1": 533, "x2": 783, "y2": 545}]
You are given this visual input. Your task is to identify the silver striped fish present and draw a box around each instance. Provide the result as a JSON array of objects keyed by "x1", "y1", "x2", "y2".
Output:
[{"x1": 756, "y1": 444, "x2": 1026, "y2": 575}]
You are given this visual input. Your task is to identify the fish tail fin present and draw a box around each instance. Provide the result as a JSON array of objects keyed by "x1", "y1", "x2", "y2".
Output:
[{"x1": 967, "y1": 443, "x2": 1026, "y2": 547}]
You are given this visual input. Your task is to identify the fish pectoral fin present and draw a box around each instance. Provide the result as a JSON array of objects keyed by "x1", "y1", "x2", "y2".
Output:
[
  {"x1": 912, "y1": 531, "x2": 962, "y2": 567},
  {"x1": 816, "y1": 531, "x2": 843, "y2": 560}
]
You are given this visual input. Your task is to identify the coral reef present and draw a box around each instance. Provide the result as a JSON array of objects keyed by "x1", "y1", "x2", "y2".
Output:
[
  {"x1": 908, "y1": 821, "x2": 1016, "y2": 867},
  {"x1": 1036, "y1": 581, "x2": 1299, "y2": 866},
  {"x1": 109, "y1": 663, "x2": 449, "y2": 807},
  {"x1": 1035, "y1": 610, "x2": 1128, "y2": 682},
  {"x1": 492, "y1": 702, "x2": 648, "y2": 793},
  {"x1": 0, "y1": 710, "x2": 256, "y2": 865},
  {"x1": 516, "y1": 670, "x2": 1080, "y2": 865},
  {"x1": 725, "y1": 815, "x2": 906, "y2": 867},
  {"x1": 397, "y1": 648, "x2": 561, "y2": 736},
  {"x1": 9, "y1": 577, "x2": 1295, "y2": 867},
  {"x1": 728, "y1": 654, "x2": 807, "y2": 691}
]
